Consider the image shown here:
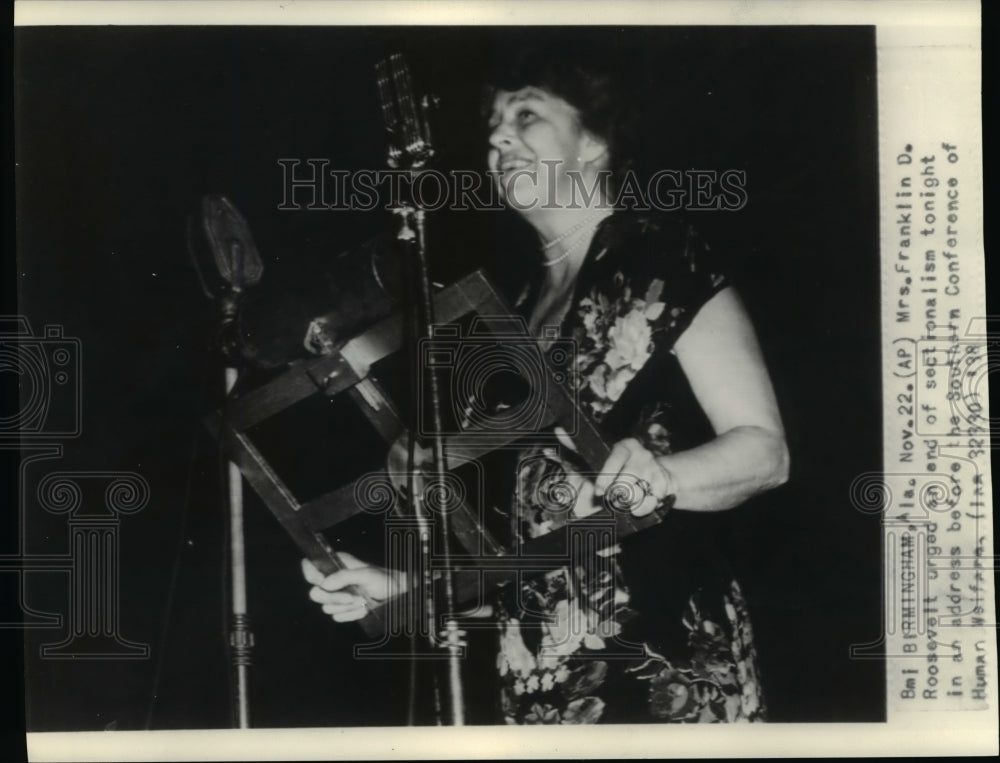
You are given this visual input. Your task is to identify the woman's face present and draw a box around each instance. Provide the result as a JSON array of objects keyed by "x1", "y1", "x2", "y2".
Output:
[{"x1": 487, "y1": 86, "x2": 607, "y2": 214}]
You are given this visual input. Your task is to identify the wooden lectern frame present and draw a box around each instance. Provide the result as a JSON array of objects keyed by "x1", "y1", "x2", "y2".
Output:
[{"x1": 208, "y1": 270, "x2": 668, "y2": 637}]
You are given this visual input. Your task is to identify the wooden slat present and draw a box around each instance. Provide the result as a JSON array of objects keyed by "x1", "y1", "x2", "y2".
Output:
[
  {"x1": 227, "y1": 354, "x2": 355, "y2": 430},
  {"x1": 297, "y1": 482, "x2": 365, "y2": 533}
]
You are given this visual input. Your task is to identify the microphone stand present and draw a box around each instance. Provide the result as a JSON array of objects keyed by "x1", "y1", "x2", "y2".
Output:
[
  {"x1": 378, "y1": 53, "x2": 465, "y2": 725},
  {"x1": 189, "y1": 197, "x2": 262, "y2": 728},
  {"x1": 225, "y1": 362, "x2": 253, "y2": 729},
  {"x1": 392, "y1": 205, "x2": 466, "y2": 727},
  {"x1": 218, "y1": 269, "x2": 254, "y2": 730},
  {"x1": 417, "y1": 208, "x2": 465, "y2": 727}
]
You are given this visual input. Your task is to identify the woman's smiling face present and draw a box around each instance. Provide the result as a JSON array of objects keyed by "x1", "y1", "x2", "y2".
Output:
[{"x1": 487, "y1": 86, "x2": 606, "y2": 213}]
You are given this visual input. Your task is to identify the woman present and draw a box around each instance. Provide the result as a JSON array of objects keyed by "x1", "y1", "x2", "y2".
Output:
[{"x1": 303, "y1": 48, "x2": 788, "y2": 724}]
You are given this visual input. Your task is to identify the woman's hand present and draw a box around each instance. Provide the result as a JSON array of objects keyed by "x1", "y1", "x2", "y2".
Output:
[
  {"x1": 386, "y1": 431, "x2": 431, "y2": 494},
  {"x1": 301, "y1": 553, "x2": 406, "y2": 623},
  {"x1": 592, "y1": 437, "x2": 676, "y2": 517},
  {"x1": 554, "y1": 428, "x2": 674, "y2": 518}
]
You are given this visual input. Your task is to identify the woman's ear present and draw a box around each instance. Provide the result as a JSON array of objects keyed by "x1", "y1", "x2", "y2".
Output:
[{"x1": 578, "y1": 132, "x2": 610, "y2": 167}]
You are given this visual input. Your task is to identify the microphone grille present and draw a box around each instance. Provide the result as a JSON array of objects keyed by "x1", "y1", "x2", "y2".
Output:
[{"x1": 200, "y1": 195, "x2": 264, "y2": 290}]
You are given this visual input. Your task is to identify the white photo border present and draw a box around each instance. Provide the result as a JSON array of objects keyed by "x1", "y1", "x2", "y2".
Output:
[{"x1": 14, "y1": 0, "x2": 995, "y2": 760}]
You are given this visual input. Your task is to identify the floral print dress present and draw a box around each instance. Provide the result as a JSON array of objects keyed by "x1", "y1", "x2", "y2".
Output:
[{"x1": 492, "y1": 211, "x2": 767, "y2": 724}]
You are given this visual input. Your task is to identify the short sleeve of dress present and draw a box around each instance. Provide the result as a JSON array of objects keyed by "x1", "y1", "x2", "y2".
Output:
[{"x1": 639, "y1": 218, "x2": 731, "y2": 350}]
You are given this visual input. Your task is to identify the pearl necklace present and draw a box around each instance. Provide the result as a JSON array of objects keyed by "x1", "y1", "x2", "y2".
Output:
[
  {"x1": 539, "y1": 209, "x2": 607, "y2": 250},
  {"x1": 541, "y1": 231, "x2": 591, "y2": 267},
  {"x1": 540, "y1": 213, "x2": 606, "y2": 267}
]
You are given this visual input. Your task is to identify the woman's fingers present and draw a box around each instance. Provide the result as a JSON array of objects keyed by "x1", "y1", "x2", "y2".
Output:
[
  {"x1": 570, "y1": 475, "x2": 601, "y2": 518},
  {"x1": 593, "y1": 439, "x2": 638, "y2": 497},
  {"x1": 303, "y1": 554, "x2": 403, "y2": 623},
  {"x1": 594, "y1": 438, "x2": 670, "y2": 516},
  {"x1": 302, "y1": 555, "x2": 379, "y2": 593},
  {"x1": 386, "y1": 433, "x2": 431, "y2": 492},
  {"x1": 387, "y1": 432, "x2": 430, "y2": 469},
  {"x1": 303, "y1": 557, "x2": 392, "y2": 600},
  {"x1": 631, "y1": 486, "x2": 661, "y2": 517},
  {"x1": 326, "y1": 604, "x2": 370, "y2": 623},
  {"x1": 553, "y1": 426, "x2": 578, "y2": 453},
  {"x1": 301, "y1": 558, "x2": 325, "y2": 586},
  {"x1": 335, "y1": 551, "x2": 366, "y2": 570},
  {"x1": 319, "y1": 567, "x2": 389, "y2": 600},
  {"x1": 309, "y1": 588, "x2": 358, "y2": 606},
  {"x1": 309, "y1": 576, "x2": 369, "y2": 622}
]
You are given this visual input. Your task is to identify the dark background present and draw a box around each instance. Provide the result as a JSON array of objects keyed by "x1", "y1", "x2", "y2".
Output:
[{"x1": 10, "y1": 26, "x2": 886, "y2": 729}]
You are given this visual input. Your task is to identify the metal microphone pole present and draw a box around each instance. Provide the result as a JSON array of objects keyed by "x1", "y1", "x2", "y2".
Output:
[
  {"x1": 225, "y1": 363, "x2": 253, "y2": 728},
  {"x1": 377, "y1": 53, "x2": 465, "y2": 726},
  {"x1": 393, "y1": 204, "x2": 465, "y2": 726},
  {"x1": 218, "y1": 271, "x2": 254, "y2": 730},
  {"x1": 189, "y1": 196, "x2": 262, "y2": 728},
  {"x1": 411, "y1": 207, "x2": 466, "y2": 726}
]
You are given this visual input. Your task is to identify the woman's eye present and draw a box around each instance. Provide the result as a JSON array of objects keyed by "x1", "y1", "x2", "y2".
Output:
[{"x1": 517, "y1": 109, "x2": 537, "y2": 125}]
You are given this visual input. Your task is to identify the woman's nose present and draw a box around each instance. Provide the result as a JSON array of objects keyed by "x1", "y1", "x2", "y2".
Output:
[{"x1": 488, "y1": 120, "x2": 514, "y2": 149}]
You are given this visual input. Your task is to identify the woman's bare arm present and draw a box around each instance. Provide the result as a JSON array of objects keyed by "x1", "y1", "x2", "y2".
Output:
[{"x1": 595, "y1": 287, "x2": 788, "y2": 513}]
